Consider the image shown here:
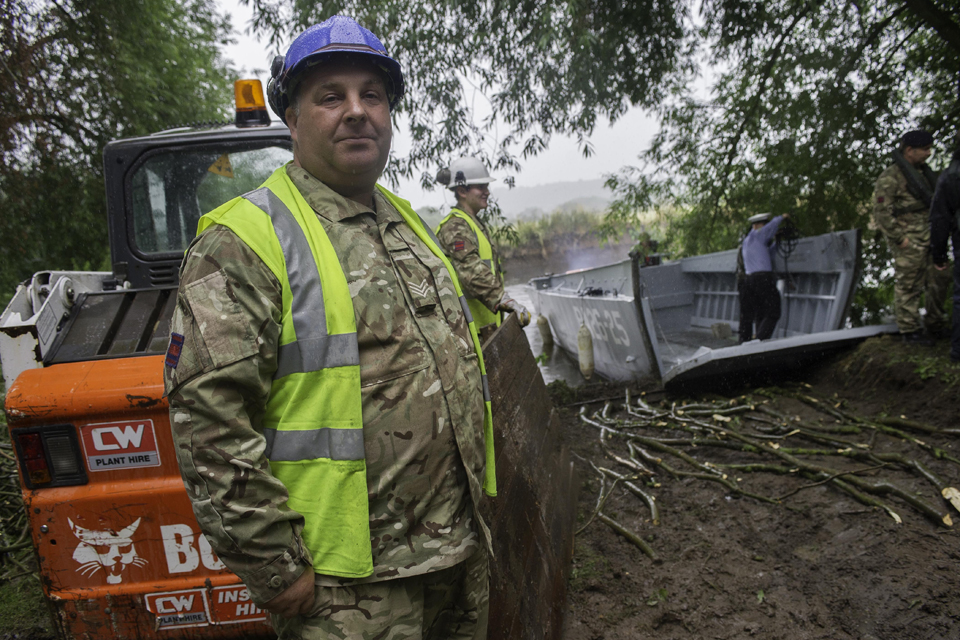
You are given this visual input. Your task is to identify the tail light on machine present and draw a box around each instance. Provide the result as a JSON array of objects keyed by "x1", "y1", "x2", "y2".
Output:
[{"x1": 13, "y1": 426, "x2": 87, "y2": 489}]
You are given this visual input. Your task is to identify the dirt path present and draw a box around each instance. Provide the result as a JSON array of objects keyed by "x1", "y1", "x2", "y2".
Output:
[{"x1": 558, "y1": 336, "x2": 960, "y2": 640}]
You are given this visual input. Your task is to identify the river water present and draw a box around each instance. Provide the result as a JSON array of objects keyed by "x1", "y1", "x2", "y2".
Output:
[{"x1": 504, "y1": 283, "x2": 586, "y2": 387}]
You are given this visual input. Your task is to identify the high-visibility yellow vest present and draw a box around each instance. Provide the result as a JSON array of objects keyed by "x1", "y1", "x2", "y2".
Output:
[
  {"x1": 437, "y1": 208, "x2": 502, "y2": 329},
  {"x1": 197, "y1": 166, "x2": 495, "y2": 579}
]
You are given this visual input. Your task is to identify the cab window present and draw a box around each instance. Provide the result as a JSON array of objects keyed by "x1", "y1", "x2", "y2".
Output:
[{"x1": 129, "y1": 144, "x2": 292, "y2": 255}]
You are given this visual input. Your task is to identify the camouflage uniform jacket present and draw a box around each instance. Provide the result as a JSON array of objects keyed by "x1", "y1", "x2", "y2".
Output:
[
  {"x1": 873, "y1": 163, "x2": 936, "y2": 246},
  {"x1": 164, "y1": 164, "x2": 490, "y2": 606},
  {"x1": 436, "y1": 214, "x2": 504, "y2": 313}
]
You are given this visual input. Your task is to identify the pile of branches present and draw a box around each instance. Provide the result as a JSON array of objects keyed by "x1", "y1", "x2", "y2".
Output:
[
  {"x1": 0, "y1": 430, "x2": 33, "y2": 584},
  {"x1": 575, "y1": 386, "x2": 960, "y2": 561}
]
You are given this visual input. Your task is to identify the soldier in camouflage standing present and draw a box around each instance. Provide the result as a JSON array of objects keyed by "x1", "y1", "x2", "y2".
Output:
[
  {"x1": 872, "y1": 129, "x2": 950, "y2": 343},
  {"x1": 163, "y1": 16, "x2": 494, "y2": 640},
  {"x1": 435, "y1": 157, "x2": 530, "y2": 342}
]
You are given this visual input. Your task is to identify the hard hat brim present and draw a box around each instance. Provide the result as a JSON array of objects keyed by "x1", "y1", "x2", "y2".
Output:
[{"x1": 448, "y1": 177, "x2": 496, "y2": 187}]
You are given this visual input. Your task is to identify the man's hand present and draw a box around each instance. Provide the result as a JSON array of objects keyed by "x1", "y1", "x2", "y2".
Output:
[
  {"x1": 899, "y1": 237, "x2": 910, "y2": 248},
  {"x1": 497, "y1": 297, "x2": 531, "y2": 327},
  {"x1": 782, "y1": 212, "x2": 790, "y2": 220},
  {"x1": 263, "y1": 568, "x2": 315, "y2": 619},
  {"x1": 935, "y1": 263, "x2": 948, "y2": 271}
]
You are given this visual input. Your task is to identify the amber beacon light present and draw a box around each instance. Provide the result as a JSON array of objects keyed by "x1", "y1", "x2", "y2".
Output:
[{"x1": 234, "y1": 79, "x2": 271, "y2": 127}]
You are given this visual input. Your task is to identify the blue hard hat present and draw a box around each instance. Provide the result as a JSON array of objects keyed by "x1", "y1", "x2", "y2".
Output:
[{"x1": 267, "y1": 15, "x2": 405, "y2": 122}]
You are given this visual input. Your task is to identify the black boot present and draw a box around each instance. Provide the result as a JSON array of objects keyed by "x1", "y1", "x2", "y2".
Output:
[{"x1": 901, "y1": 331, "x2": 933, "y2": 346}]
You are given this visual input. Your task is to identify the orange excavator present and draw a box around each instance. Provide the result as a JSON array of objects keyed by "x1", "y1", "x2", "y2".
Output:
[
  {"x1": 2, "y1": 80, "x2": 577, "y2": 640},
  {"x1": 1, "y1": 81, "x2": 285, "y2": 639}
]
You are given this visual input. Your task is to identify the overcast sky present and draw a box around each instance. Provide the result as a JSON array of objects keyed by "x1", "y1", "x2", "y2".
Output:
[{"x1": 217, "y1": 0, "x2": 660, "y2": 211}]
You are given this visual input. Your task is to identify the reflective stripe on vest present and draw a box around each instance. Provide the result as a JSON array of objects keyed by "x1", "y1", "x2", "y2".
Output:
[
  {"x1": 262, "y1": 425, "x2": 364, "y2": 461},
  {"x1": 197, "y1": 167, "x2": 371, "y2": 579},
  {"x1": 458, "y1": 295, "x2": 474, "y2": 324},
  {"x1": 244, "y1": 188, "x2": 360, "y2": 378},
  {"x1": 436, "y1": 209, "x2": 502, "y2": 328},
  {"x1": 241, "y1": 188, "x2": 362, "y2": 464}
]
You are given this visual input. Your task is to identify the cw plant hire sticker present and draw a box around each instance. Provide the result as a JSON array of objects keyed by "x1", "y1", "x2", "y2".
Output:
[
  {"x1": 79, "y1": 419, "x2": 161, "y2": 471},
  {"x1": 145, "y1": 589, "x2": 209, "y2": 630}
]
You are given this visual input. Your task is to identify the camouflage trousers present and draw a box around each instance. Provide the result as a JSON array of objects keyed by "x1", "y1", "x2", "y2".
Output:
[
  {"x1": 272, "y1": 549, "x2": 489, "y2": 640},
  {"x1": 890, "y1": 238, "x2": 952, "y2": 334}
]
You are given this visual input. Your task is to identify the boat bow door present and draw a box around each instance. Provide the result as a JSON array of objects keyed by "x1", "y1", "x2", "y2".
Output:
[{"x1": 629, "y1": 251, "x2": 664, "y2": 381}]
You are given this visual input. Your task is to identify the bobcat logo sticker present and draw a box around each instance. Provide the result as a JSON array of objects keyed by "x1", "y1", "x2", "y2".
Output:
[{"x1": 69, "y1": 517, "x2": 148, "y2": 584}]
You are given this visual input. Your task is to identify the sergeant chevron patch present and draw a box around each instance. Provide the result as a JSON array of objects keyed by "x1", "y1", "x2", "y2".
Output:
[{"x1": 408, "y1": 280, "x2": 431, "y2": 298}]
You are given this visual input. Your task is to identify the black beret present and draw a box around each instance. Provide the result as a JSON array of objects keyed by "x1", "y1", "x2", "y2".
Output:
[{"x1": 901, "y1": 129, "x2": 933, "y2": 148}]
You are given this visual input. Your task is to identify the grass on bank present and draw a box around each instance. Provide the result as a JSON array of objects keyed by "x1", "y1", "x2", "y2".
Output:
[
  {"x1": 0, "y1": 404, "x2": 56, "y2": 639},
  {"x1": 0, "y1": 574, "x2": 54, "y2": 639}
]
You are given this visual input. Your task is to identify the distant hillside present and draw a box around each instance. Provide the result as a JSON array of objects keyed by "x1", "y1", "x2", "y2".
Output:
[
  {"x1": 416, "y1": 178, "x2": 613, "y2": 228},
  {"x1": 492, "y1": 179, "x2": 611, "y2": 219}
]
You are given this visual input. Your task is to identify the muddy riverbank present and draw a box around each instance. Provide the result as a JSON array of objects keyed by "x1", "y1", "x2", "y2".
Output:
[{"x1": 556, "y1": 336, "x2": 960, "y2": 640}]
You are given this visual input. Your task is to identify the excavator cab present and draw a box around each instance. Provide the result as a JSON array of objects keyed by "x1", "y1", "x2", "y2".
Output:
[
  {"x1": 0, "y1": 83, "x2": 293, "y2": 639},
  {"x1": 107, "y1": 129, "x2": 292, "y2": 289}
]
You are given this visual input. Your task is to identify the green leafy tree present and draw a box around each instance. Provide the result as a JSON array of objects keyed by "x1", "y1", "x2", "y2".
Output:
[
  {"x1": 248, "y1": 0, "x2": 958, "y2": 322},
  {"x1": 607, "y1": 0, "x2": 960, "y2": 323},
  {"x1": 244, "y1": 0, "x2": 694, "y2": 184},
  {"x1": 0, "y1": 0, "x2": 235, "y2": 303}
]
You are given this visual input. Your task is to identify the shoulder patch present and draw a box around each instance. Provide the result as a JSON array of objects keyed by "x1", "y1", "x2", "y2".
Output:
[
  {"x1": 165, "y1": 333, "x2": 185, "y2": 368},
  {"x1": 453, "y1": 240, "x2": 465, "y2": 252},
  {"x1": 877, "y1": 196, "x2": 885, "y2": 203}
]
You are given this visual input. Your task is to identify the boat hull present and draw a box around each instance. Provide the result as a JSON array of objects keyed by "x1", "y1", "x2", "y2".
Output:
[{"x1": 529, "y1": 229, "x2": 895, "y2": 386}]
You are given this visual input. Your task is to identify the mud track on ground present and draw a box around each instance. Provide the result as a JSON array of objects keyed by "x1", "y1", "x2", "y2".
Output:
[{"x1": 560, "y1": 336, "x2": 960, "y2": 640}]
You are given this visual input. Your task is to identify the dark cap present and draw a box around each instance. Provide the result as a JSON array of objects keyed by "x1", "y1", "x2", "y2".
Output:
[{"x1": 901, "y1": 129, "x2": 933, "y2": 149}]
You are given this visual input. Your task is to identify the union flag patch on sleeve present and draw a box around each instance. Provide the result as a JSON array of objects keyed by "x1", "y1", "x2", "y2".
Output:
[
  {"x1": 165, "y1": 333, "x2": 184, "y2": 368},
  {"x1": 453, "y1": 240, "x2": 465, "y2": 252},
  {"x1": 877, "y1": 196, "x2": 884, "y2": 203}
]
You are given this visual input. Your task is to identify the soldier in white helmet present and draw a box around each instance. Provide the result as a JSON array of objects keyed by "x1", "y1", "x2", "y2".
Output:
[{"x1": 436, "y1": 157, "x2": 530, "y2": 340}]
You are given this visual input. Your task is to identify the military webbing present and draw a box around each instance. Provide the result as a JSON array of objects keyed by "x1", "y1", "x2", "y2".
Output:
[{"x1": 893, "y1": 149, "x2": 936, "y2": 209}]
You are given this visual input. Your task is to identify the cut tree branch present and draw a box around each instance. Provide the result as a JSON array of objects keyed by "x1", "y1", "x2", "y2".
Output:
[{"x1": 900, "y1": 0, "x2": 960, "y2": 55}]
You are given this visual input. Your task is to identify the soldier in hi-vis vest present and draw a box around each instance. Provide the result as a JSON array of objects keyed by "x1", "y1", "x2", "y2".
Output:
[
  {"x1": 163, "y1": 16, "x2": 495, "y2": 640},
  {"x1": 435, "y1": 157, "x2": 530, "y2": 342}
]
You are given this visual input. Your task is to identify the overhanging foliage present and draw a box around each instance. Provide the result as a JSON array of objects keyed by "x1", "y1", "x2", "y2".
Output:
[
  {"x1": 245, "y1": 0, "x2": 958, "y2": 324},
  {"x1": 0, "y1": 0, "x2": 235, "y2": 302}
]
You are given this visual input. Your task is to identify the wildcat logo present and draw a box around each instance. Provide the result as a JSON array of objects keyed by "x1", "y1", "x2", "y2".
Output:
[{"x1": 69, "y1": 518, "x2": 148, "y2": 584}]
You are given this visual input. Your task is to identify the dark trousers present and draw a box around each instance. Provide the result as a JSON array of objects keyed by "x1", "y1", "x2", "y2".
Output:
[
  {"x1": 952, "y1": 255, "x2": 960, "y2": 359},
  {"x1": 738, "y1": 272, "x2": 782, "y2": 343}
]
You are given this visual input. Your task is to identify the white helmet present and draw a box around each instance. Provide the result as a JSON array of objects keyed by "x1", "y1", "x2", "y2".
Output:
[{"x1": 436, "y1": 156, "x2": 496, "y2": 190}]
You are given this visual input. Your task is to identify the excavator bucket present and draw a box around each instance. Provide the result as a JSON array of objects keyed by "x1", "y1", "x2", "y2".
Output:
[{"x1": 480, "y1": 314, "x2": 578, "y2": 639}]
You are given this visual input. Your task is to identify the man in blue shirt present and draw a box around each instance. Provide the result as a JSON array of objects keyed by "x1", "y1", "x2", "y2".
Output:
[{"x1": 738, "y1": 212, "x2": 790, "y2": 343}]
